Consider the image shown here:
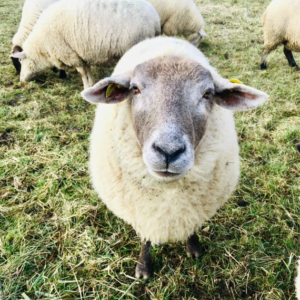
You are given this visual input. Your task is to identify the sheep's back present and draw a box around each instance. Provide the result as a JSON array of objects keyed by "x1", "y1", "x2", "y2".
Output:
[{"x1": 24, "y1": 0, "x2": 160, "y2": 66}]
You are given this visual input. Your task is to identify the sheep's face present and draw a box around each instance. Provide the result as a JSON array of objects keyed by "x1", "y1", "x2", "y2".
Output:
[
  {"x1": 10, "y1": 51, "x2": 50, "y2": 82},
  {"x1": 129, "y1": 57, "x2": 213, "y2": 181},
  {"x1": 81, "y1": 56, "x2": 268, "y2": 182},
  {"x1": 186, "y1": 29, "x2": 207, "y2": 47}
]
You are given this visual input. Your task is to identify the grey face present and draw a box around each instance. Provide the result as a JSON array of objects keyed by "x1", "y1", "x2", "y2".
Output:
[{"x1": 129, "y1": 56, "x2": 214, "y2": 181}]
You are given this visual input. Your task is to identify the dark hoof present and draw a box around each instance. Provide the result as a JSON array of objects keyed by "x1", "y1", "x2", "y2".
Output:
[
  {"x1": 238, "y1": 200, "x2": 250, "y2": 207},
  {"x1": 51, "y1": 67, "x2": 58, "y2": 73},
  {"x1": 296, "y1": 143, "x2": 300, "y2": 153},
  {"x1": 260, "y1": 63, "x2": 267, "y2": 70},
  {"x1": 59, "y1": 70, "x2": 67, "y2": 79},
  {"x1": 135, "y1": 262, "x2": 153, "y2": 279},
  {"x1": 186, "y1": 234, "x2": 202, "y2": 259},
  {"x1": 292, "y1": 65, "x2": 300, "y2": 71}
]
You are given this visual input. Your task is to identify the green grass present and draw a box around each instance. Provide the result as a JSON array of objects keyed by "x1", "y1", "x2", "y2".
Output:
[{"x1": 1, "y1": 0, "x2": 300, "y2": 299}]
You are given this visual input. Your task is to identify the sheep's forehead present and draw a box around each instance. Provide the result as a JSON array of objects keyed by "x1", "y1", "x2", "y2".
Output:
[{"x1": 133, "y1": 56, "x2": 213, "y2": 92}]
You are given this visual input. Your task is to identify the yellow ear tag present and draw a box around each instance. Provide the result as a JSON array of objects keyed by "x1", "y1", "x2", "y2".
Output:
[
  {"x1": 229, "y1": 78, "x2": 243, "y2": 84},
  {"x1": 106, "y1": 83, "x2": 121, "y2": 98}
]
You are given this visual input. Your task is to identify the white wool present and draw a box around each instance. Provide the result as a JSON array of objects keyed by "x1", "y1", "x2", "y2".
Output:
[
  {"x1": 145, "y1": 0, "x2": 206, "y2": 45},
  {"x1": 296, "y1": 259, "x2": 300, "y2": 300},
  {"x1": 22, "y1": 0, "x2": 160, "y2": 71},
  {"x1": 262, "y1": 0, "x2": 300, "y2": 52},
  {"x1": 12, "y1": 0, "x2": 60, "y2": 48},
  {"x1": 90, "y1": 37, "x2": 240, "y2": 244}
]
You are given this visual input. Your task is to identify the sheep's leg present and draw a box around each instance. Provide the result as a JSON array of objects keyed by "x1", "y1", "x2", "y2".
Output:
[
  {"x1": 51, "y1": 67, "x2": 58, "y2": 73},
  {"x1": 84, "y1": 66, "x2": 94, "y2": 87},
  {"x1": 186, "y1": 232, "x2": 202, "y2": 259},
  {"x1": 59, "y1": 69, "x2": 67, "y2": 79},
  {"x1": 283, "y1": 47, "x2": 299, "y2": 69},
  {"x1": 135, "y1": 241, "x2": 153, "y2": 279},
  {"x1": 76, "y1": 66, "x2": 89, "y2": 89},
  {"x1": 260, "y1": 48, "x2": 272, "y2": 70}
]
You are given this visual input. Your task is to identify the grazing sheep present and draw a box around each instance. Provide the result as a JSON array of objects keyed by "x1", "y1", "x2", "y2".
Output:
[
  {"x1": 145, "y1": 0, "x2": 207, "y2": 46},
  {"x1": 260, "y1": 0, "x2": 300, "y2": 70},
  {"x1": 11, "y1": 0, "x2": 66, "y2": 78},
  {"x1": 10, "y1": 0, "x2": 160, "y2": 89},
  {"x1": 297, "y1": 259, "x2": 300, "y2": 299},
  {"x1": 81, "y1": 37, "x2": 268, "y2": 278}
]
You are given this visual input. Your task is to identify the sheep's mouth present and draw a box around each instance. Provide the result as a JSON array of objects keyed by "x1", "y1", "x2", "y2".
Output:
[
  {"x1": 151, "y1": 170, "x2": 185, "y2": 181},
  {"x1": 155, "y1": 171, "x2": 180, "y2": 177}
]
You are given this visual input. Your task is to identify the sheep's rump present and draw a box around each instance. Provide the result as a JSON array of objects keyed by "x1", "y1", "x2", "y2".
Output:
[
  {"x1": 146, "y1": 0, "x2": 205, "y2": 37},
  {"x1": 13, "y1": 0, "x2": 60, "y2": 47},
  {"x1": 262, "y1": 0, "x2": 300, "y2": 51}
]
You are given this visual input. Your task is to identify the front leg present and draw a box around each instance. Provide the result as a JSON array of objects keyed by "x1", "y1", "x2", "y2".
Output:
[
  {"x1": 186, "y1": 232, "x2": 202, "y2": 259},
  {"x1": 135, "y1": 241, "x2": 153, "y2": 279}
]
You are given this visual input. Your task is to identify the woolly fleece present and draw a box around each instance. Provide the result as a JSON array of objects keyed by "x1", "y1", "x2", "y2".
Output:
[
  {"x1": 89, "y1": 37, "x2": 240, "y2": 244},
  {"x1": 22, "y1": 0, "x2": 160, "y2": 71},
  {"x1": 262, "y1": 0, "x2": 300, "y2": 52},
  {"x1": 145, "y1": 0, "x2": 205, "y2": 45},
  {"x1": 12, "y1": 0, "x2": 60, "y2": 48}
]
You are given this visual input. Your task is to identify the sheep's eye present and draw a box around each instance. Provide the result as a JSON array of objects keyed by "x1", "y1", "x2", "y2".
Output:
[
  {"x1": 203, "y1": 89, "x2": 213, "y2": 99},
  {"x1": 132, "y1": 85, "x2": 141, "y2": 94}
]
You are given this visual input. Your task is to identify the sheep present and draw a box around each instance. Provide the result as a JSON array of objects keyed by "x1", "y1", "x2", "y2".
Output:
[
  {"x1": 145, "y1": 0, "x2": 207, "y2": 46},
  {"x1": 80, "y1": 36, "x2": 268, "y2": 278},
  {"x1": 10, "y1": 0, "x2": 161, "y2": 89},
  {"x1": 11, "y1": 0, "x2": 66, "y2": 78},
  {"x1": 260, "y1": 0, "x2": 300, "y2": 70},
  {"x1": 297, "y1": 259, "x2": 300, "y2": 299}
]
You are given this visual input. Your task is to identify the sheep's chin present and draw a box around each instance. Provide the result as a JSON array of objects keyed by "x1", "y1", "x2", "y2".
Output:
[{"x1": 148, "y1": 169, "x2": 186, "y2": 182}]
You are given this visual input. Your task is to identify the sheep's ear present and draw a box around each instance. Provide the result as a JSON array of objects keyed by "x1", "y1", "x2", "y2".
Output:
[
  {"x1": 10, "y1": 46, "x2": 23, "y2": 74},
  {"x1": 199, "y1": 28, "x2": 207, "y2": 37},
  {"x1": 213, "y1": 79, "x2": 268, "y2": 111},
  {"x1": 11, "y1": 45, "x2": 23, "y2": 54},
  {"x1": 81, "y1": 73, "x2": 132, "y2": 104},
  {"x1": 10, "y1": 51, "x2": 26, "y2": 59}
]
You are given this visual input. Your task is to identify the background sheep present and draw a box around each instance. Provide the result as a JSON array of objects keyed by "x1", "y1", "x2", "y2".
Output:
[
  {"x1": 260, "y1": 0, "x2": 300, "y2": 70},
  {"x1": 145, "y1": 0, "x2": 207, "y2": 46},
  {"x1": 10, "y1": 0, "x2": 160, "y2": 88},
  {"x1": 81, "y1": 37, "x2": 268, "y2": 278},
  {"x1": 11, "y1": 0, "x2": 66, "y2": 78}
]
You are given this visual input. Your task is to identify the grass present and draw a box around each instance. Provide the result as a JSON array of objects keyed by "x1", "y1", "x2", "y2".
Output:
[{"x1": 0, "y1": 0, "x2": 300, "y2": 299}]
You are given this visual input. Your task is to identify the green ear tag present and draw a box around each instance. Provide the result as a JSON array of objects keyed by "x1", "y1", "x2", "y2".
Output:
[
  {"x1": 229, "y1": 78, "x2": 243, "y2": 84},
  {"x1": 106, "y1": 83, "x2": 122, "y2": 98}
]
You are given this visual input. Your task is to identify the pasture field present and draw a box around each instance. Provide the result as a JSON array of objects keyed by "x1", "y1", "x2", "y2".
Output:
[{"x1": 1, "y1": 0, "x2": 300, "y2": 299}]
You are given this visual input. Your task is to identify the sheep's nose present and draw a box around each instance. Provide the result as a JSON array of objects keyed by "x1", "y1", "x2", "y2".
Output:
[{"x1": 153, "y1": 143, "x2": 186, "y2": 163}]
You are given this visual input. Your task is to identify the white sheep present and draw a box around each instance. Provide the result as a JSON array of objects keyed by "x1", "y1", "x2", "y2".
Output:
[
  {"x1": 11, "y1": 0, "x2": 66, "y2": 78},
  {"x1": 145, "y1": 0, "x2": 207, "y2": 46},
  {"x1": 81, "y1": 36, "x2": 268, "y2": 278},
  {"x1": 260, "y1": 0, "x2": 300, "y2": 70},
  {"x1": 10, "y1": 0, "x2": 160, "y2": 89},
  {"x1": 296, "y1": 259, "x2": 300, "y2": 299}
]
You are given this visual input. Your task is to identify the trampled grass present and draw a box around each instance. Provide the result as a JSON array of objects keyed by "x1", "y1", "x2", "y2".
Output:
[{"x1": 0, "y1": 0, "x2": 300, "y2": 299}]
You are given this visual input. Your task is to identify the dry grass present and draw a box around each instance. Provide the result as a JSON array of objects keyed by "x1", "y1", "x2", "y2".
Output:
[{"x1": 1, "y1": 0, "x2": 300, "y2": 299}]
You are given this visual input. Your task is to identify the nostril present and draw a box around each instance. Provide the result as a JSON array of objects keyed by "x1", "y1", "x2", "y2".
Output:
[
  {"x1": 169, "y1": 145, "x2": 186, "y2": 159},
  {"x1": 153, "y1": 143, "x2": 186, "y2": 161},
  {"x1": 153, "y1": 143, "x2": 167, "y2": 156}
]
